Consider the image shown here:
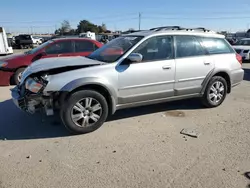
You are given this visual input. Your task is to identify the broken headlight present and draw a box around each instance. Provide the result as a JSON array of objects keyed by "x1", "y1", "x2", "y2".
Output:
[{"x1": 25, "y1": 77, "x2": 44, "y2": 93}]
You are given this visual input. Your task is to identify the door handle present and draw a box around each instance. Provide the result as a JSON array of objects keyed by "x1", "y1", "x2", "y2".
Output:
[
  {"x1": 162, "y1": 65, "x2": 171, "y2": 70},
  {"x1": 204, "y1": 62, "x2": 211, "y2": 65}
]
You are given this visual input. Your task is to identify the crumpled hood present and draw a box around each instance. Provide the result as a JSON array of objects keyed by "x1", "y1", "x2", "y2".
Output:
[
  {"x1": 21, "y1": 56, "x2": 103, "y2": 82},
  {"x1": 232, "y1": 45, "x2": 250, "y2": 50}
]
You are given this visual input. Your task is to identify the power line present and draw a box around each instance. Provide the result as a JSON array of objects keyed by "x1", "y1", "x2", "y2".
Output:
[{"x1": 142, "y1": 16, "x2": 250, "y2": 20}]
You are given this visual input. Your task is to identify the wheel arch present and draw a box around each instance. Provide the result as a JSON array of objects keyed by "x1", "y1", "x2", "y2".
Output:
[
  {"x1": 10, "y1": 66, "x2": 28, "y2": 85},
  {"x1": 60, "y1": 78, "x2": 117, "y2": 115},
  {"x1": 202, "y1": 70, "x2": 231, "y2": 94}
]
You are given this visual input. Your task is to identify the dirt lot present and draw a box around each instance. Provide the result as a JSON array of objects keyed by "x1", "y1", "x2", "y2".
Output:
[{"x1": 0, "y1": 64, "x2": 250, "y2": 188}]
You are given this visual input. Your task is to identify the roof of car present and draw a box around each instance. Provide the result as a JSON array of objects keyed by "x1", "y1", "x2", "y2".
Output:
[
  {"x1": 124, "y1": 27, "x2": 224, "y2": 38},
  {"x1": 51, "y1": 37, "x2": 97, "y2": 42}
]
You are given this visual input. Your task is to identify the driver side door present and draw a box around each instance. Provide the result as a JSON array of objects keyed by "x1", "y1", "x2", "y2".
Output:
[
  {"x1": 117, "y1": 35, "x2": 176, "y2": 105},
  {"x1": 43, "y1": 40, "x2": 74, "y2": 58}
]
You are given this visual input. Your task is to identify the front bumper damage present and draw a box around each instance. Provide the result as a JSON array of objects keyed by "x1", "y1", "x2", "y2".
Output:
[{"x1": 11, "y1": 85, "x2": 55, "y2": 116}]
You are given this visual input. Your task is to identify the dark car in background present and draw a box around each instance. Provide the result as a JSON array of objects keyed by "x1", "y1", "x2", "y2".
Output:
[
  {"x1": 0, "y1": 38, "x2": 103, "y2": 85},
  {"x1": 14, "y1": 34, "x2": 33, "y2": 49}
]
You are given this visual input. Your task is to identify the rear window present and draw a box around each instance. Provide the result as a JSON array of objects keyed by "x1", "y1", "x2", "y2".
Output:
[
  {"x1": 19, "y1": 35, "x2": 32, "y2": 40},
  {"x1": 200, "y1": 38, "x2": 234, "y2": 55}
]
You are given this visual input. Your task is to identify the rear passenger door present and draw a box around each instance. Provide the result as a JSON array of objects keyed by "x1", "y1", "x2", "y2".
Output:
[
  {"x1": 74, "y1": 40, "x2": 98, "y2": 57},
  {"x1": 174, "y1": 36, "x2": 215, "y2": 96}
]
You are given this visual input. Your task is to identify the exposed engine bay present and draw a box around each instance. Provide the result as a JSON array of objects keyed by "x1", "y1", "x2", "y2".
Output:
[{"x1": 14, "y1": 63, "x2": 100, "y2": 116}]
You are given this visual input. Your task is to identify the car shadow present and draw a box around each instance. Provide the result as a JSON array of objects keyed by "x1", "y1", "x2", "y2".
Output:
[
  {"x1": 0, "y1": 98, "x2": 204, "y2": 140},
  {"x1": 0, "y1": 99, "x2": 70, "y2": 140},
  {"x1": 107, "y1": 98, "x2": 203, "y2": 122},
  {"x1": 243, "y1": 68, "x2": 250, "y2": 81}
]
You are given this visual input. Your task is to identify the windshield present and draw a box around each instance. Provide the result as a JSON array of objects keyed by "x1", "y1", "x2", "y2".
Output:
[
  {"x1": 235, "y1": 39, "x2": 250, "y2": 46},
  {"x1": 25, "y1": 40, "x2": 53, "y2": 54},
  {"x1": 87, "y1": 36, "x2": 143, "y2": 63}
]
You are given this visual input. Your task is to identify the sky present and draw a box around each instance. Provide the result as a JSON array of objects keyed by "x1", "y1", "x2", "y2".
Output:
[{"x1": 1, "y1": 0, "x2": 250, "y2": 34}]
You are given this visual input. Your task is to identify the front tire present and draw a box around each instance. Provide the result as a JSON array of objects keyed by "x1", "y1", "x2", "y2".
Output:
[
  {"x1": 202, "y1": 76, "x2": 227, "y2": 108},
  {"x1": 60, "y1": 90, "x2": 109, "y2": 134},
  {"x1": 13, "y1": 68, "x2": 26, "y2": 85}
]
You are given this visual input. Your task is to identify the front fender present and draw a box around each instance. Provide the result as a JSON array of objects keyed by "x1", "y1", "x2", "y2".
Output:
[
  {"x1": 59, "y1": 77, "x2": 118, "y2": 114},
  {"x1": 60, "y1": 77, "x2": 117, "y2": 98}
]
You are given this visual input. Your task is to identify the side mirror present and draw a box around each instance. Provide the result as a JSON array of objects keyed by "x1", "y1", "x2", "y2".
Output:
[{"x1": 127, "y1": 53, "x2": 143, "y2": 63}]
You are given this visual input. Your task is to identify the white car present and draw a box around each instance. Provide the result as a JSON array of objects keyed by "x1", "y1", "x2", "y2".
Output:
[
  {"x1": 31, "y1": 36, "x2": 43, "y2": 45},
  {"x1": 232, "y1": 38, "x2": 250, "y2": 60}
]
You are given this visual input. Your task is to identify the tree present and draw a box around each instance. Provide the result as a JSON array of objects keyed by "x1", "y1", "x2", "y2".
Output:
[
  {"x1": 77, "y1": 20, "x2": 99, "y2": 34},
  {"x1": 76, "y1": 20, "x2": 110, "y2": 34},
  {"x1": 101, "y1": 23, "x2": 107, "y2": 32},
  {"x1": 55, "y1": 20, "x2": 72, "y2": 35},
  {"x1": 61, "y1": 20, "x2": 71, "y2": 33}
]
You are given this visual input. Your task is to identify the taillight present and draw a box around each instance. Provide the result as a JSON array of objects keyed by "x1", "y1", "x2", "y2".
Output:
[{"x1": 236, "y1": 53, "x2": 242, "y2": 65}]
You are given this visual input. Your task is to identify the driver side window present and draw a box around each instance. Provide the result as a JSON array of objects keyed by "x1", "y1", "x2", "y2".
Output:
[{"x1": 133, "y1": 36, "x2": 174, "y2": 62}]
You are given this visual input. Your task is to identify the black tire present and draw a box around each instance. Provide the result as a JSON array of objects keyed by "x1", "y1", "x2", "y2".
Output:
[
  {"x1": 202, "y1": 76, "x2": 227, "y2": 108},
  {"x1": 60, "y1": 90, "x2": 109, "y2": 134},
  {"x1": 13, "y1": 68, "x2": 26, "y2": 85}
]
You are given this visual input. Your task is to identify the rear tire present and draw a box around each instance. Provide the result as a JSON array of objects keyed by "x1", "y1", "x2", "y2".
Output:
[
  {"x1": 60, "y1": 90, "x2": 109, "y2": 134},
  {"x1": 202, "y1": 76, "x2": 227, "y2": 108},
  {"x1": 13, "y1": 68, "x2": 26, "y2": 85}
]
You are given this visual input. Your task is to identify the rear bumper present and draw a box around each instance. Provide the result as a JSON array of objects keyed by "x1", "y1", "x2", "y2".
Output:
[{"x1": 231, "y1": 69, "x2": 244, "y2": 87}]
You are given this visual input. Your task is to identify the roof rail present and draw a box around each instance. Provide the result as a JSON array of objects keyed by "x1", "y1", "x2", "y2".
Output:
[
  {"x1": 150, "y1": 26, "x2": 182, "y2": 31},
  {"x1": 187, "y1": 27, "x2": 211, "y2": 32},
  {"x1": 150, "y1": 26, "x2": 216, "y2": 33}
]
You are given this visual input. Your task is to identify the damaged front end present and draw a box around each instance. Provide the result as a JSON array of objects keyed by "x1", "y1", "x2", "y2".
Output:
[
  {"x1": 11, "y1": 56, "x2": 104, "y2": 116},
  {"x1": 11, "y1": 74, "x2": 57, "y2": 116}
]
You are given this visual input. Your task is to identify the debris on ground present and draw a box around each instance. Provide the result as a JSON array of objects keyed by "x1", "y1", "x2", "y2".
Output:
[
  {"x1": 113, "y1": 150, "x2": 116, "y2": 153},
  {"x1": 180, "y1": 128, "x2": 201, "y2": 138},
  {"x1": 165, "y1": 110, "x2": 185, "y2": 117},
  {"x1": 39, "y1": 160, "x2": 42, "y2": 162},
  {"x1": 26, "y1": 155, "x2": 31, "y2": 159}
]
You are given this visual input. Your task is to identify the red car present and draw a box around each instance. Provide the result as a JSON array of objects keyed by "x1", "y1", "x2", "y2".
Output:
[{"x1": 0, "y1": 38, "x2": 103, "y2": 86}]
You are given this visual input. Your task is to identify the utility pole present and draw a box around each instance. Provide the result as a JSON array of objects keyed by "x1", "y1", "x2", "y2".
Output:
[
  {"x1": 139, "y1": 12, "x2": 141, "y2": 30},
  {"x1": 30, "y1": 26, "x2": 33, "y2": 34}
]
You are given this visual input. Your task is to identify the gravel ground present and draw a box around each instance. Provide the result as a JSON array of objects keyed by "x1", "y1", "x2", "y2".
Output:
[{"x1": 0, "y1": 64, "x2": 250, "y2": 188}]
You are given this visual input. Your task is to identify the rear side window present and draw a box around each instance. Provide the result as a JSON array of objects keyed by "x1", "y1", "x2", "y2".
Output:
[
  {"x1": 75, "y1": 40, "x2": 96, "y2": 52},
  {"x1": 175, "y1": 36, "x2": 206, "y2": 58},
  {"x1": 200, "y1": 38, "x2": 234, "y2": 55},
  {"x1": 19, "y1": 35, "x2": 31, "y2": 40}
]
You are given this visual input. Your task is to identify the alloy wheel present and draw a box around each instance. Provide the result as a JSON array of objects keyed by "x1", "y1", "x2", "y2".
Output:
[
  {"x1": 70, "y1": 97, "x2": 102, "y2": 127},
  {"x1": 208, "y1": 81, "x2": 225, "y2": 104}
]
